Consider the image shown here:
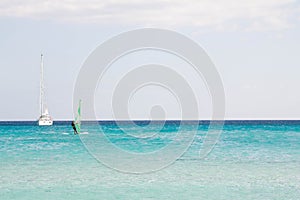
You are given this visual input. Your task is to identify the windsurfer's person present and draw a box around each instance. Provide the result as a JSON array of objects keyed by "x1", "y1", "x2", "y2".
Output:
[{"x1": 71, "y1": 121, "x2": 78, "y2": 134}]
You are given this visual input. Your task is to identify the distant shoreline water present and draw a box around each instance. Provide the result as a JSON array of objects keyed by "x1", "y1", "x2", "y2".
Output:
[{"x1": 1, "y1": 120, "x2": 300, "y2": 126}]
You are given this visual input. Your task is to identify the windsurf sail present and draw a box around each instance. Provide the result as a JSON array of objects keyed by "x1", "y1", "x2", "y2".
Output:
[{"x1": 74, "y1": 100, "x2": 81, "y2": 134}]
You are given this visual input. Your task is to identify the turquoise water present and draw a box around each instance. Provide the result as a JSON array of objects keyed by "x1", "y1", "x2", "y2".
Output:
[{"x1": 0, "y1": 121, "x2": 299, "y2": 199}]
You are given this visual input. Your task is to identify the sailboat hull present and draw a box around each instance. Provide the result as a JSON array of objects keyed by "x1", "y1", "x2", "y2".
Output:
[
  {"x1": 38, "y1": 116, "x2": 53, "y2": 126},
  {"x1": 38, "y1": 120, "x2": 53, "y2": 126}
]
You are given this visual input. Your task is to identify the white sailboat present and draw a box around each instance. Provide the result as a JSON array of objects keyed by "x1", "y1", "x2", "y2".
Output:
[{"x1": 38, "y1": 54, "x2": 53, "y2": 126}]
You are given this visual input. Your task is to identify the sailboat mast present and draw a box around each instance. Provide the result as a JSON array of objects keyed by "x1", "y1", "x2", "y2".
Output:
[{"x1": 40, "y1": 54, "x2": 44, "y2": 116}]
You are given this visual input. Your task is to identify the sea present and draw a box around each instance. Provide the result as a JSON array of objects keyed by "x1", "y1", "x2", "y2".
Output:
[{"x1": 0, "y1": 120, "x2": 299, "y2": 200}]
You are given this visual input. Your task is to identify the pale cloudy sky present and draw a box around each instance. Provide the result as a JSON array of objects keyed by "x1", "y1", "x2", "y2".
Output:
[
  {"x1": 0, "y1": 0, "x2": 299, "y2": 120},
  {"x1": 0, "y1": 0, "x2": 299, "y2": 30}
]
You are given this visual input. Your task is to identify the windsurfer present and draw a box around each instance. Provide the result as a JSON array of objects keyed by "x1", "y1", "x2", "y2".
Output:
[{"x1": 71, "y1": 121, "x2": 78, "y2": 135}]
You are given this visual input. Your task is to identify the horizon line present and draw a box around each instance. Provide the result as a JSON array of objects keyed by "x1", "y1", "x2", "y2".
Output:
[{"x1": 1, "y1": 119, "x2": 300, "y2": 122}]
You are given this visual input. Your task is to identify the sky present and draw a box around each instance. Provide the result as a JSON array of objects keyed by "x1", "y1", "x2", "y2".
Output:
[{"x1": 0, "y1": 0, "x2": 300, "y2": 120}]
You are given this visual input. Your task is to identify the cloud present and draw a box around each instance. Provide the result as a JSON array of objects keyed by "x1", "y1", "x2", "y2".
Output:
[{"x1": 0, "y1": 0, "x2": 299, "y2": 31}]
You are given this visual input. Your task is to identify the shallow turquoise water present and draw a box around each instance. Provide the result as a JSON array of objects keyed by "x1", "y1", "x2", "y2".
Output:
[{"x1": 0, "y1": 121, "x2": 299, "y2": 199}]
